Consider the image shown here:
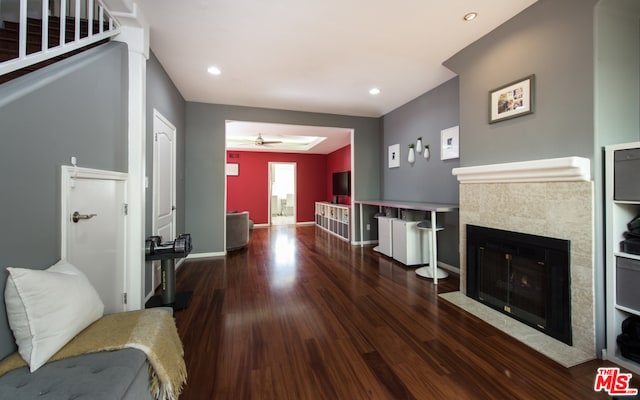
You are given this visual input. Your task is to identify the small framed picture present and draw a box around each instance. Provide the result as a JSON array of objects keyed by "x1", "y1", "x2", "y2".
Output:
[
  {"x1": 388, "y1": 144, "x2": 400, "y2": 168},
  {"x1": 440, "y1": 126, "x2": 459, "y2": 160},
  {"x1": 226, "y1": 163, "x2": 239, "y2": 176},
  {"x1": 489, "y1": 74, "x2": 535, "y2": 123}
]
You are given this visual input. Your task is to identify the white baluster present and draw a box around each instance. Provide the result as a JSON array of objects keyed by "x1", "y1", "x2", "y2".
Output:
[
  {"x1": 41, "y1": 0, "x2": 49, "y2": 51},
  {"x1": 75, "y1": 0, "x2": 80, "y2": 41},
  {"x1": 87, "y1": 0, "x2": 93, "y2": 36},
  {"x1": 19, "y1": 0, "x2": 27, "y2": 58},
  {"x1": 60, "y1": 0, "x2": 66, "y2": 46},
  {"x1": 98, "y1": 5, "x2": 104, "y2": 34}
]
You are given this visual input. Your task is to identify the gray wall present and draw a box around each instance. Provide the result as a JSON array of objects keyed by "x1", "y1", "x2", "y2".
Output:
[
  {"x1": 595, "y1": 0, "x2": 640, "y2": 148},
  {"x1": 381, "y1": 77, "x2": 460, "y2": 267},
  {"x1": 1, "y1": 0, "x2": 45, "y2": 22},
  {"x1": 185, "y1": 103, "x2": 381, "y2": 253},
  {"x1": 444, "y1": 0, "x2": 598, "y2": 169},
  {"x1": 145, "y1": 50, "x2": 186, "y2": 295},
  {"x1": 0, "y1": 41, "x2": 129, "y2": 359}
]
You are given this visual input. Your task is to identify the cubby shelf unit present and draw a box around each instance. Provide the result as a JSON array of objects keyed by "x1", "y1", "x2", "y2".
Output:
[
  {"x1": 315, "y1": 202, "x2": 350, "y2": 241},
  {"x1": 605, "y1": 142, "x2": 640, "y2": 374}
]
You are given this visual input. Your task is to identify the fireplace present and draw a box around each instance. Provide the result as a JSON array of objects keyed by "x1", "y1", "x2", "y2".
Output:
[
  {"x1": 466, "y1": 224, "x2": 572, "y2": 345},
  {"x1": 452, "y1": 157, "x2": 595, "y2": 361}
]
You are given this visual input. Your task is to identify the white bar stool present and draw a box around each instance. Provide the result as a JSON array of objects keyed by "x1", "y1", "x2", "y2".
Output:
[{"x1": 415, "y1": 220, "x2": 448, "y2": 280}]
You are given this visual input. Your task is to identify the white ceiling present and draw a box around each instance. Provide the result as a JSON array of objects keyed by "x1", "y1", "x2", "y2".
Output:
[
  {"x1": 135, "y1": 0, "x2": 538, "y2": 153},
  {"x1": 225, "y1": 121, "x2": 351, "y2": 154}
]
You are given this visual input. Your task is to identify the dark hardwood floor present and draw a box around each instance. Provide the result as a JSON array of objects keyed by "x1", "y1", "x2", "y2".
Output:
[{"x1": 173, "y1": 225, "x2": 632, "y2": 399}]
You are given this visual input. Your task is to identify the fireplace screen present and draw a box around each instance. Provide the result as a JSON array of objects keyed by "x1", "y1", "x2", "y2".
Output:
[
  {"x1": 467, "y1": 225, "x2": 571, "y2": 345},
  {"x1": 478, "y1": 248, "x2": 546, "y2": 329}
]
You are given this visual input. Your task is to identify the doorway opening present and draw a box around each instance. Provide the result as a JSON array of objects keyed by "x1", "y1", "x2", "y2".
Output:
[
  {"x1": 269, "y1": 162, "x2": 296, "y2": 225},
  {"x1": 224, "y1": 120, "x2": 354, "y2": 230}
]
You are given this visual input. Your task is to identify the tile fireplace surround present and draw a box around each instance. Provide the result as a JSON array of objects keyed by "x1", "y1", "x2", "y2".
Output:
[{"x1": 447, "y1": 157, "x2": 596, "y2": 367}]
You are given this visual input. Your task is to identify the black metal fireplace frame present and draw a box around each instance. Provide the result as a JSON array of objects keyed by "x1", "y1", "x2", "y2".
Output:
[{"x1": 466, "y1": 224, "x2": 572, "y2": 345}]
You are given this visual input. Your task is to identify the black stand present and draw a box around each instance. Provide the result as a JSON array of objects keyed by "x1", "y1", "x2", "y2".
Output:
[
  {"x1": 145, "y1": 291, "x2": 193, "y2": 310},
  {"x1": 144, "y1": 234, "x2": 193, "y2": 311},
  {"x1": 145, "y1": 258, "x2": 193, "y2": 310}
]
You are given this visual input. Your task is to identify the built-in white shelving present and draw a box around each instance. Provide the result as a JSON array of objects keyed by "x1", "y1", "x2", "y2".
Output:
[
  {"x1": 605, "y1": 142, "x2": 640, "y2": 374},
  {"x1": 315, "y1": 202, "x2": 350, "y2": 241}
]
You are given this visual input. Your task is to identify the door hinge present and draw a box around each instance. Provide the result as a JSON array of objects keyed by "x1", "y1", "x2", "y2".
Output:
[
  {"x1": 123, "y1": 293, "x2": 127, "y2": 304},
  {"x1": 124, "y1": 203, "x2": 128, "y2": 216}
]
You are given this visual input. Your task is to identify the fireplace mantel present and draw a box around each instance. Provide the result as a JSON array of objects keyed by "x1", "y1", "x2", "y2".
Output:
[{"x1": 452, "y1": 157, "x2": 590, "y2": 184}]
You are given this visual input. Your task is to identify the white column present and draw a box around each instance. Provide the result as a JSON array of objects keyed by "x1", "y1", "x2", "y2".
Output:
[{"x1": 115, "y1": 24, "x2": 148, "y2": 310}]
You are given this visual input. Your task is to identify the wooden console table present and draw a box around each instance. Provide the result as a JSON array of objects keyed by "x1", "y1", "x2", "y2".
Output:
[{"x1": 355, "y1": 200, "x2": 458, "y2": 285}]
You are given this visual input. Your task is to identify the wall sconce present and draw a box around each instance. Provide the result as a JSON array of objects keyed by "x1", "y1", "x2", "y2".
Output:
[
  {"x1": 416, "y1": 137, "x2": 423, "y2": 153},
  {"x1": 423, "y1": 144, "x2": 430, "y2": 160},
  {"x1": 408, "y1": 144, "x2": 416, "y2": 164}
]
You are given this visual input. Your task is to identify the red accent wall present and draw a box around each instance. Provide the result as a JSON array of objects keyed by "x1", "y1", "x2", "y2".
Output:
[
  {"x1": 326, "y1": 145, "x2": 351, "y2": 205},
  {"x1": 226, "y1": 151, "x2": 327, "y2": 224},
  {"x1": 227, "y1": 146, "x2": 351, "y2": 224}
]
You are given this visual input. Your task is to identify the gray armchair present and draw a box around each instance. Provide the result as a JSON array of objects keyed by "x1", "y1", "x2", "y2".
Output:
[{"x1": 226, "y1": 211, "x2": 250, "y2": 251}]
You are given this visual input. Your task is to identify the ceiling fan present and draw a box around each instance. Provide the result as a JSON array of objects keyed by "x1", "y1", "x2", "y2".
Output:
[{"x1": 254, "y1": 133, "x2": 282, "y2": 146}]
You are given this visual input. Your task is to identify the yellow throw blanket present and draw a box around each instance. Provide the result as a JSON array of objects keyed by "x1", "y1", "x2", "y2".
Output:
[{"x1": 0, "y1": 309, "x2": 187, "y2": 400}]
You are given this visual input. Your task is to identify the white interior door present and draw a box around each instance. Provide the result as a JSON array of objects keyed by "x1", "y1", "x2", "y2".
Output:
[
  {"x1": 152, "y1": 110, "x2": 177, "y2": 289},
  {"x1": 62, "y1": 167, "x2": 128, "y2": 314}
]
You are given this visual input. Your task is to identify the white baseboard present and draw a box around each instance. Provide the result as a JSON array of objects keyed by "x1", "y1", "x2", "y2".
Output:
[
  {"x1": 352, "y1": 240, "x2": 378, "y2": 246},
  {"x1": 253, "y1": 221, "x2": 315, "y2": 228},
  {"x1": 437, "y1": 261, "x2": 460, "y2": 274},
  {"x1": 187, "y1": 251, "x2": 226, "y2": 259}
]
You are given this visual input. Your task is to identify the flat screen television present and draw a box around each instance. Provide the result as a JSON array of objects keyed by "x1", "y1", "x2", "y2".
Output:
[{"x1": 332, "y1": 171, "x2": 351, "y2": 196}]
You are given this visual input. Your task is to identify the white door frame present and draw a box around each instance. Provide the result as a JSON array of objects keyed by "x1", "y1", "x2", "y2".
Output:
[
  {"x1": 268, "y1": 162, "x2": 297, "y2": 225},
  {"x1": 60, "y1": 166, "x2": 131, "y2": 309},
  {"x1": 151, "y1": 109, "x2": 177, "y2": 291}
]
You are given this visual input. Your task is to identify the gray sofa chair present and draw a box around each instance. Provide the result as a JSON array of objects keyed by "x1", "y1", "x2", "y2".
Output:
[
  {"x1": 0, "y1": 348, "x2": 153, "y2": 400},
  {"x1": 226, "y1": 211, "x2": 251, "y2": 251}
]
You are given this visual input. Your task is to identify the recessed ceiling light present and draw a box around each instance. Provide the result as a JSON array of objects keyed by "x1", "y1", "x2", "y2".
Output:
[
  {"x1": 463, "y1": 12, "x2": 478, "y2": 21},
  {"x1": 369, "y1": 88, "x2": 381, "y2": 95},
  {"x1": 207, "y1": 66, "x2": 221, "y2": 75}
]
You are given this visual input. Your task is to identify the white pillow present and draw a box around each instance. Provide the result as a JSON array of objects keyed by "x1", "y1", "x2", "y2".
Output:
[{"x1": 4, "y1": 260, "x2": 104, "y2": 371}]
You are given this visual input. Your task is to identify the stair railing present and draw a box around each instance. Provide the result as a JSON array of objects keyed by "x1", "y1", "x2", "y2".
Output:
[{"x1": 0, "y1": 0, "x2": 120, "y2": 78}]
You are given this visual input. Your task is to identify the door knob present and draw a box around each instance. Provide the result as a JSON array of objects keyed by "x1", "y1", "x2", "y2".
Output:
[{"x1": 72, "y1": 211, "x2": 98, "y2": 223}]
